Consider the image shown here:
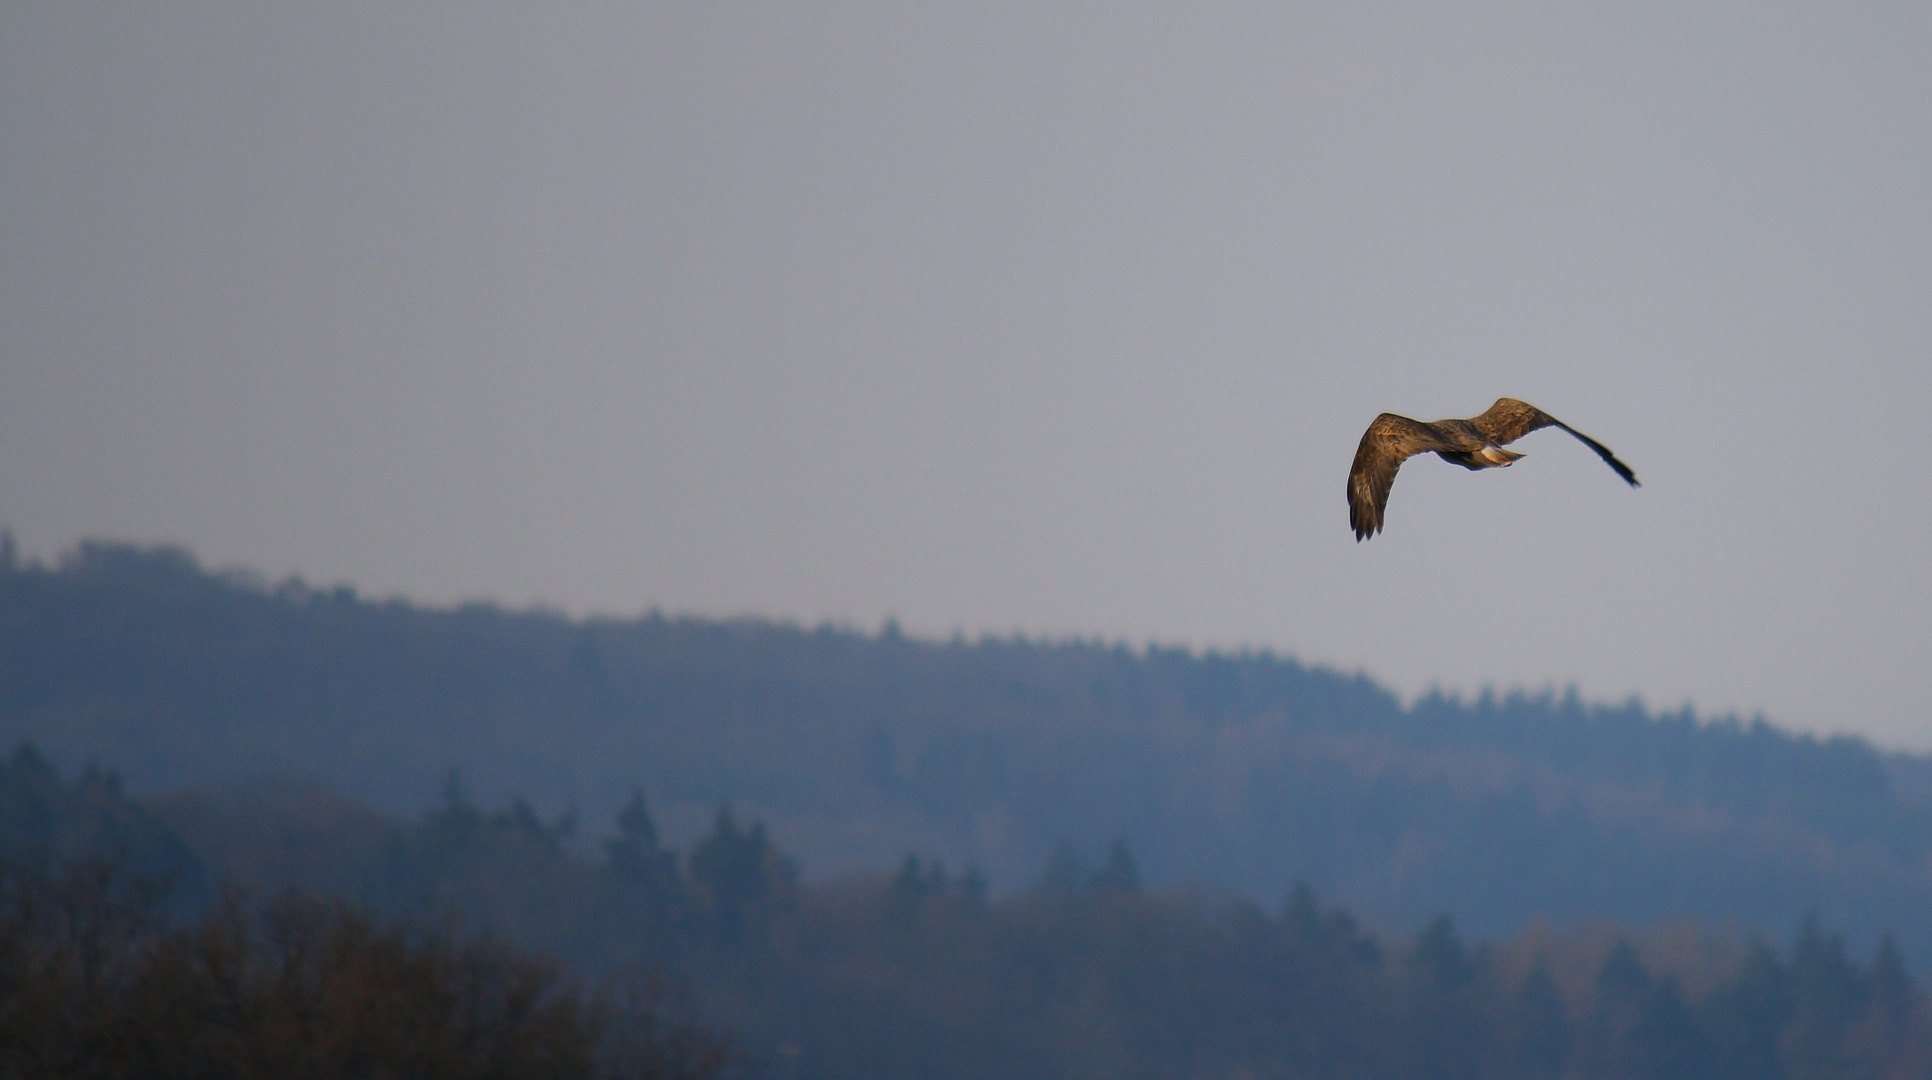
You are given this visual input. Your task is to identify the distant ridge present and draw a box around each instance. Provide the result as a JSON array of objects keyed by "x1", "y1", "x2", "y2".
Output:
[{"x1": 3, "y1": 539, "x2": 1930, "y2": 958}]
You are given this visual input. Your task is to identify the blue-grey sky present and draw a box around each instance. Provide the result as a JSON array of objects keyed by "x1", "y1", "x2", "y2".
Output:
[{"x1": 4, "y1": 4, "x2": 1930, "y2": 747}]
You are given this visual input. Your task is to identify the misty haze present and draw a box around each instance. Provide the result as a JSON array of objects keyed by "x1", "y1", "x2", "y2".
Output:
[
  {"x1": 6, "y1": 4, "x2": 1932, "y2": 1078},
  {"x1": 4, "y1": 542, "x2": 1932, "y2": 1076}
]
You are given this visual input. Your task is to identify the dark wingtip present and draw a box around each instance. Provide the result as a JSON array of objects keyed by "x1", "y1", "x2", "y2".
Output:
[{"x1": 1563, "y1": 423, "x2": 1640, "y2": 489}]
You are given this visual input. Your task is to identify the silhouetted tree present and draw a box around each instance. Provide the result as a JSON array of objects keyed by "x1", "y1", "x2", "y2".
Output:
[
  {"x1": 1630, "y1": 976, "x2": 1706, "y2": 1080},
  {"x1": 1504, "y1": 956, "x2": 1570, "y2": 1080},
  {"x1": 1865, "y1": 934, "x2": 1915, "y2": 1024},
  {"x1": 687, "y1": 807, "x2": 792, "y2": 940},
  {"x1": 605, "y1": 789, "x2": 680, "y2": 907},
  {"x1": 1088, "y1": 838, "x2": 1139, "y2": 895},
  {"x1": 1403, "y1": 915, "x2": 1488, "y2": 1080},
  {"x1": 1783, "y1": 915, "x2": 1867, "y2": 1080},
  {"x1": 1701, "y1": 938, "x2": 1788, "y2": 1080}
]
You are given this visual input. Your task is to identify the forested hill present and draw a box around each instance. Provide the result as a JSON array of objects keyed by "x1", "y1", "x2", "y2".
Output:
[{"x1": 4, "y1": 540, "x2": 1931, "y2": 954}]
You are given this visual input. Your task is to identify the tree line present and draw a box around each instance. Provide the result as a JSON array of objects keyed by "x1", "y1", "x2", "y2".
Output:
[
  {"x1": 4, "y1": 540, "x2": 1930, "y2": 955},
  {"x1": 0, "y1": 855, "x2": 731, "y2": 1080},
  {"x1": 9, "y1": 745, "x2": 1930, "y2": 1079}
]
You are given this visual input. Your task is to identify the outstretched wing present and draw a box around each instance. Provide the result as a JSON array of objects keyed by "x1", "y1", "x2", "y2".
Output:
[
  {"x1": 1468, "y1": 397, "x2": 1557, "y2": 445},
  {"x1": 1348, "y1": 413, "x2": 1456, "y2": 540},
  {"x1": 1470, "y1": 397, "x2": 1640, "y2": 487}
]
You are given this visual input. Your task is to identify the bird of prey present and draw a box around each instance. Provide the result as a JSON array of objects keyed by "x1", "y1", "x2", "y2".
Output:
[{"x1": 1348, "y1": 398, "x2": 1638, "y2": 540}]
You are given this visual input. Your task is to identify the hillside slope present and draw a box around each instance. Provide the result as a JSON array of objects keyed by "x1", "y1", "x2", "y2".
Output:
[{"x1": 2, "y1": 540, "x2": 1928, "y2": 952}]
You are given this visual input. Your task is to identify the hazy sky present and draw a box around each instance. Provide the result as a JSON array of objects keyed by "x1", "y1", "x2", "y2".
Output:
[{"x1": 4, "y1": 4, "x2": 1930, "y2": 748}]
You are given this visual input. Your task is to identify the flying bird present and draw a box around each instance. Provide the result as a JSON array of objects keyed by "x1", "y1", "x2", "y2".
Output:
[{"x1": 1348, "y1": 398, "x2": 1638, "y2": 540}]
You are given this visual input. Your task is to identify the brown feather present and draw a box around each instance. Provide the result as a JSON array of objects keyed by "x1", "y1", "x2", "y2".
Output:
[
  {"x1": 1468, "y1": 398, "x2": 1556, "y2": 445},
  {"x1": 1346, "y1": 414, "x2": 1458, "y2": 540},
  {"x1": 1346, "y1": 399, "x2": 1638, "y2": 540}
]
